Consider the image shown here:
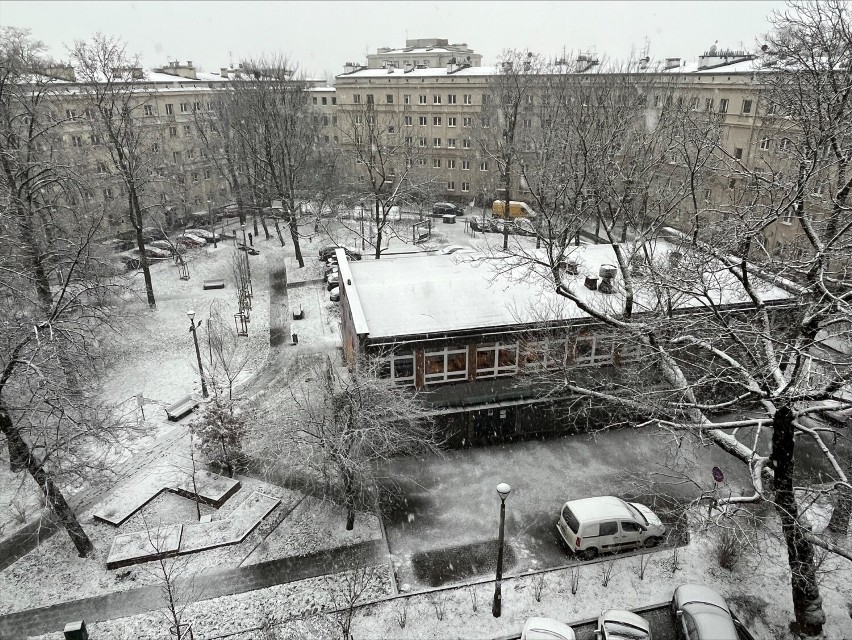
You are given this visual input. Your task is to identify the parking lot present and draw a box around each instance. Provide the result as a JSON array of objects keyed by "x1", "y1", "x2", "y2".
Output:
[{"x1": 378, "y1": 426, "x2": 752, "y2": 591}]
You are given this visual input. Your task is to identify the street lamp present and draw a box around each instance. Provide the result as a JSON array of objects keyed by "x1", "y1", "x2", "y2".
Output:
[
  {"x1": 187, "y1": 310, "x2": 208, "y2": 399},
  {"x1": 492, "y1": 482, "x2": 511, "y2": 618}
]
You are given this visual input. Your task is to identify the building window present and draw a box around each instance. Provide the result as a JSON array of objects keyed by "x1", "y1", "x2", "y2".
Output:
[
  {"x1": 522, "y1": 118, "x2": 532, "y2": 128},
  {"x1": 332, "y1": 97, "x2": 337, "y2": 105},
  {"x1": 654, "y1": 95, "x2": 662, "y2": 108},
  {"x1": 404, "y1": 94, "x2": 411, "y2": 105},
  {"x1": 419, "y1": 95, "x2": 427, "y2": 104},
  {"x1": 522, "y1": 338, "x2": 567, "y2": 371},
  {"x1": 433, "y1": 138, "x2": 442, "y2": 148},
  {"x1": 433, "y1": 95, "x2": 442, "y2": 105},
  {"x1": 65, "y1": 109, "x2": 77, "y2": 120},
  {"x1": 354, "y1": 115, "x2": 363, "y2": 124},
  {"x1": 447, "y1": 94, "x2": 456, "y2": 105},
  {"x1": 760, "y1": 137, "x2": 771, "y2": 150},
  {"x1": 90, "y1": 134, "x2": 102, "y2": 146},
  {"x1": 333, "y1": 135, "x2": 339, "y2": 144},
  {"x1": 448, "y1": 117, "x2": 457, "y2": 127},
  {"x1": 572, "y1": 334, "x2": 615, "y2": 366},
  {"x1": 690, "y1": 97, "x2": 700, "y2": 110},
  {"x1": 741, "y1": 99, "x2": 752, "y2": 114},
  {"x1": 447, "y1": 181, "x2": 455, "y2": 191},
  {"x1": 462, "y1": 181, "x2": 470, "y2": 192},
  {"x1": 71, "y1": 135, "x2": 83, "y2": 147},
  {"x1": 463, "y1": 139, "x2": 471, "y2": 149},
  {"x1": 404, "y1": 116, "x2": 412, "y2": 126},
  {"x1": 378, "y1": 351, "x2": 415, "y2": 385},
  {"x1": 168, "y1": 126, "x2": 178, "y2": 138},
  {"x1": 463, "y1": 117, "x2": 472, "y2": 127},
  {"x1": 433, "y1": 116, "x2": 442, "y2": 126},
  {"x1": 187, "y1": 149, "x2": 195, "y2": 160},
  {"x1": 312, "y1": 96, "x2": 318, "y2": 105},
  {"x1": 447, "y1": 159, "x2": 456, "y2": 168},
  {"x1": 477, "y1": 342, "x2": 518, "y2": 378},
  {"x1": 419, "y1": 137, "x2": 427, "y2": 147},
  {"x1": 143, "y1": 104, "x2": 154, "y2": 116},
  {"x1": 152, "y1": 142, "x2": 159, "y2": 153},
  {"x1": 464, "y1": 94, "x2": 472, "y2": 105},
  {"x1": 183, "y1": 124, "x2": 192, "y2": 136},
  {"x1": 719, "y1": 98, "x2": 729, "y2": 114},
  {"x1": 366, "y1": 94, "x2": 374, "y2": 104},
  {"x1": 462, "y1": 159, "x2": 470, "y2": 170},
  {"x1": 734, "y1": 147, "x2": 743, "y2": 160},
  {"x1": 779, "y1": 138, "x2": 792, "y2": 152},
  {"x1": 354, "y1": 94, "x2": 361, "y2": 104},
  {"x1": 322, "y1": 97, "x2": 328, "y2": 105},
  {"x1": 96, "y1": 161, "x2": 108, "y2": 174},
  {"x1": 419, "y1": 116, "x2": 427, "y2": 126},
  {"x1": 433, "y1": 158, "x2": 442, "y2": 168},
  {"x1": 479, "y1": 161, "x2": 488, "y2": 171},
  {"x1": 103, "y1": 188, "x2": 113, "y2": 200},
  {"x1": 425, "y1": 346, "x2": 468, "y2": 384},
  {"x1": 781, "y1": 206, "x2": 794, "y2": 224},
  {"x1": 193, "y1": 102, "x2": 202, "y2": 111},
  {"x1": 705, "y1": 98, "x2": 714, "y2": 111},
  {"x1": 386, "y1": 94, "x2": 393, "y2": 104},
  {"x1": 447, "y1": 138, "x2": 456, "y2": 149},
  {"x1": 180, "y1": 103, "x2": 190, "y2": 112}
]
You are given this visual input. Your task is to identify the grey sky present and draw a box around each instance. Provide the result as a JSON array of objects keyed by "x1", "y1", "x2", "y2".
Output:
[{"x1": 2, "y1": 1, "x2": 788, "y2": 80}]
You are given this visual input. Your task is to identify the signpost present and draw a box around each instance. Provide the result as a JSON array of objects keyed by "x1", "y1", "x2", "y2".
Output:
[{"x1": 710, "y1": 466, "x2": 724, "y2": 517}]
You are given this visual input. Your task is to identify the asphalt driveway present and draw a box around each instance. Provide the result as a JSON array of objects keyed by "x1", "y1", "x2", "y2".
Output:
[{"x1": 377, "y1": 426, "x2": 753, "y2": 591}]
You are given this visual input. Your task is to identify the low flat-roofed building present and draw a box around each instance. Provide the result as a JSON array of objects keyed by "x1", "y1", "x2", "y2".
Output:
[{"x1": 336, "y1": 242, "x2": 797, "y2": 446}]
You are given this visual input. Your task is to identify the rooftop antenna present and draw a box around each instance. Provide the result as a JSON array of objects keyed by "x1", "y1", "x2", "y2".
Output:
[
  {"x1": 228, "y1": 51, "x2": 233, "y2": 68},
  {"x1": 641, "y1": 36, "x2": 650, "y2": 59}
]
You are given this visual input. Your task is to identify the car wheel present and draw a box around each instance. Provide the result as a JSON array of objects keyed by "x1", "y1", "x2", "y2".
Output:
[
  {"x1": 579, "y1": 547, "x2": 598, "y2": 561},
  {"x1": 643, "y1": 536, "x2": 662, "y2": 548}
]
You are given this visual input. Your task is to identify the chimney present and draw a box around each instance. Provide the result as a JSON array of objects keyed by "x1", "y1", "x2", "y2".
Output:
[
  {"x1": 404, "y1": 62, "x2": 415, "y2": 73},
  {"x1": 446, "y1": 57, "x2": 457, "y2": 73},
  {"x1": 639, "y1": 56, "x2": 650, "y2": 70},
  {"x1": 665, "y1": 57, "x2": 681, "y2": 70},
  {"x1": 43, "y1": 65, "x2": 76, "y2": 82}
]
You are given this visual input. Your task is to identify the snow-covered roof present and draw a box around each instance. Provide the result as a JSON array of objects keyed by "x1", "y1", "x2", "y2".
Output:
[
  {"x1": 344, "y1": 240, "x2": 796, "y2": 341},
  {"x1": 564, "y1": 496, "x2": 636, "y2": 522},
  {"x1": 337, "y1": 65, "x2": 497, "y2": 79}
]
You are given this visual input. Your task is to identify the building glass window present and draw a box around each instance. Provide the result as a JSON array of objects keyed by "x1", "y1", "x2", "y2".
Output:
[
  {"x1": 464, "y1": 94, "x2": 472, "y2": 104},
  {"x1": 448, "y1": 117, "x2": 456, "y2": 127},
  {"x1": 404, "y1": 94, "x2": 411, "y2": 104},
  {"x1": 143, "y1": 104, "x2": 154, "y2": 116},
  {"x1": 719, "y1": 98, "x2": 729, "y2": 114},
  {"x1": 462, "y1": 159, "x2": 470, "y2": 170},
  {"x1": 522, "y1": 338, "x2": 567, "y2": 371},
  {"x1": 419, "y1": 95, "x2": 427, "y2": 104},
  {"x1": 448, "y1": 94, "x2": 457, "y2": 104},
  {"x1": 354, "y1": 94, "x2": 361, "y2": 104},
  {"x1": 741, "y1": 99, "x2": 752, "y2": 114},
  {"x1": 165, "y1": 103, "x2": 174, "y2": 115},
  {"x1": 433, "y1": 95, "x2": 442, "y2": 104},
  {"x1": 462, "y1": 181, "x2": 470, "y2": 192},
  {"x1": 447, "y1": 181, "x2": 455, "y2": 191},
  {"x1": 448, "y1": 138, "x2": 456, "y2": 148},
  {"x1": 419, "y1": 116, "x2": 427, "y2": 125},
  {"x1": 378, "y1": 351, "x2": 415, "y2": 385},
  {"x1": 476, "y1": 342, "x2": 518, "y2": 378},
  {"x1": 386, "y1": 94, "x2": 394, "y2": 104},
  {"x1": 463, "y1": 117, "x2": 472, "y2": 127},
  {"x1": 571, "y1": 334, "x2": 614, "y2": 366},
  {"x1": 433, "y1": 138, "x2": 442, "y2": 148},
  {"x1": 425, "y1": 346, "x2": 468, "y2": 384},
  {"x1": 433, "y1": 116, "x2": 442, "y2": 126}
]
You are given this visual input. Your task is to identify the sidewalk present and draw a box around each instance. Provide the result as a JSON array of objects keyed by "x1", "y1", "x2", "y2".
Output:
[{"x1": 0, "y1": 539, "x2": 388, "y2": 639}]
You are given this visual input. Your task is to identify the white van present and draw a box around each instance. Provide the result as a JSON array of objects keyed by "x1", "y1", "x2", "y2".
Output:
[{"x1": 557, "y1": 496, "x2": 665, "y2": 559}]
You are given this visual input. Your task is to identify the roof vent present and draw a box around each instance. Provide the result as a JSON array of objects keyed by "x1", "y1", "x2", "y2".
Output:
[{"x1": 598, "y1": 264, "x2": 617, "y2": 294}]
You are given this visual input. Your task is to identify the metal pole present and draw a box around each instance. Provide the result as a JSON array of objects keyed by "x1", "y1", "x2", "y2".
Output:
[
  {"x1": 208, "y1": 200, "x2": 217, "y2": 248},
  {"x1": 492, "y1": 495, "x2": 506, "y2": 617},
  {"x1": 190, "y1": 318, "x2": 208, "y2": 398}
]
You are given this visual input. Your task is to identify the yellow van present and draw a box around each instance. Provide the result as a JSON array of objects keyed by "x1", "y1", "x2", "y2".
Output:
[{"x1": 492, "y1": 200, "x2": 537, "y2": 219}]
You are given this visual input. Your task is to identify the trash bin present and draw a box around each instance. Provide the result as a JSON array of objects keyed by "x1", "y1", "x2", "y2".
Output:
[{"x1": 291, "y1": 332, "x2": 298, "y2": 345}]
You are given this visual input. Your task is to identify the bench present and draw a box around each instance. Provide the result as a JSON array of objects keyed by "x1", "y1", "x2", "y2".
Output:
[
  {"x1": 203, "y1": 279, "x2": 225, "y2": 290},
  {"x1": 292, "y1": 304, "x2": 304, "y2": 320},
  {"x1": 165, "y1": 395, "x2": 199, "y2": 421}
]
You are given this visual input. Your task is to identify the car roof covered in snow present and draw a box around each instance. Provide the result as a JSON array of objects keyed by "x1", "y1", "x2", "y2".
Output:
[{"x1": 563, "y1": 496, "x2": 634, "y2": 522}]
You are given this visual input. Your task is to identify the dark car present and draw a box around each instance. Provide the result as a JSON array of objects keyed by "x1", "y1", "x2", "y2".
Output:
[
  {"x1": 469, "y1": 217, "x2": 499, "y2": 233},
  {"x1": 318, "y1": 245, "x2": 362, "y2": 261},
  {"x1": 432, "y1": 202, "x2": 465, "y2": 217}
]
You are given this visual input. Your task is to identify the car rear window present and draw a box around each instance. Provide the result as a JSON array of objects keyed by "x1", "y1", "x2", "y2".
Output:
[{"x1": 561, "y1": 505, "x2": 580, "y2": 534}]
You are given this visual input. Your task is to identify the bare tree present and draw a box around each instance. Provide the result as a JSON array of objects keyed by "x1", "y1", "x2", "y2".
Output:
[
  {"x1": 336, "y1": 99, "x2": 438, "y2": 258},
  {"x1": 69, "y1": 33, "x2": 163, "y2": 308},
  {"x1": 281, "y1": 355, "x2": 441, "y2": 530}
]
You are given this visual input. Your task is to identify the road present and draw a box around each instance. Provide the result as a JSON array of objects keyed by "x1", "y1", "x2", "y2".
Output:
[{"x1": 378, "y1": 426, "x2": 751, "y2": 591}]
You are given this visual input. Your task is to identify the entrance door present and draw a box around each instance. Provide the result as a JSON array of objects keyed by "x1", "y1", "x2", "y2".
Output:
[{"x1": 472, "y1": 407, "x2": 516, "y2": 446}]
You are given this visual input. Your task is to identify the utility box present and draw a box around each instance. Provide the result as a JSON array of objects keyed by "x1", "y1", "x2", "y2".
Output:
[
  {"x1": 64, "y1": 621, "x2": 88, "y2": 640},
  {"x1": 442, "y1": 214, "x2": 456, "y2": 224}
]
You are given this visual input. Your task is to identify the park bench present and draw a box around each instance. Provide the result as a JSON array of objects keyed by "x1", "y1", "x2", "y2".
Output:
[
  {"x1": 165, "y1": 395, "x2": 198, "y2": 421},
  {"x1": 203, "y1": 279, "x2": 225, "y2": 290}
]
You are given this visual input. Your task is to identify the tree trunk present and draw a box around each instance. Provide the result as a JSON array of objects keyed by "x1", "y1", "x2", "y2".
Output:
[
  {"x1": 260, "y1": 216, "x2": 271, "y2": 240},
  {"x1": 273, "y1": 218, "x2": 285, "y2": 247},
  {"x1": 288, "y1": 215, "x2": 304, "y2": 268},
  {"x1": 0, "y1": 403, "x2": 94, "y2": 557},
  {"x1": 827, "y1": 484, "x2": 852, "y2": 537},
  {"x1": 770, "y1": 406, "x2": 825, "y2": 636},
  {"x1": 221, "y1": 434, "x2": 233, "y2": 477},
  {"x1": 129, "y1": 189, "x2": 156, "y2": 308},
  {"x1": 343, "y1": 469, "x2": 356, "y2": 531}
]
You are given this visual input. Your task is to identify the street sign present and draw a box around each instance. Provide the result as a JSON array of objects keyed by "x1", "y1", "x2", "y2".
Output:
[{"x1": 712, "y1": 466, "x2": 724, "y2": 483}]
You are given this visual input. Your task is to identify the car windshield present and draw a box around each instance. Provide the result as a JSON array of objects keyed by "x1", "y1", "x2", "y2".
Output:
[
  {"x1": 602, "y1": 621, "x2": 648, "y2": 639},
  {"x1": 625, "y1": 502, "x2": 648, "y2": 526}
]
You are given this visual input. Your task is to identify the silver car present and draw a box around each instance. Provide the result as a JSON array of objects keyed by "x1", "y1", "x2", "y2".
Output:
[
  {"x1": 595, "y1": 609, "x2": 651, "y2": 640},
  {"x1": 671, "y1": 584, "x2": 738, "y2": 640},
  {"x1": 520, "y1": 617, "x2": 576, "y2": 640}
]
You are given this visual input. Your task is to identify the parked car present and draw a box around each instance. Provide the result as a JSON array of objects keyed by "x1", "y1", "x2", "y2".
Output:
[
  {"x1": 149, "y1": 240, "x2": 175, "y2": 253},
  {"x1": 520, "y1": 616, "x2": 576, "y2": 640},
  {"x1": 470, "y1": 217, "x2": 499, "y2": 233},
  {"x1": 178, "y1": 233, "x2": 207, "y2": 248},
  {"x1": 140, "y1": 227, "x2": 168, "y2": 243},
  {"x1": 432, "y1": 202, "x2": 465, "y2": 217},
  {"x1": 318, "y1": 245, "x2": 362, "y2": 261},
  {"x1": 671, "y1": 585, "x2": 739, "y2": 640},
  {"x1": 324, "y1": 264, "x2": 339, "y2": 278},
  {"x1": 142, "y1": 245, "x2": 172, "y2": 259},
  {"x1": 329, "y1": 286, "x2": 340, "y2": 302},
  {"x1": 327, "y1": 272, "x2": 340, "y2": 290},
  {"x1": 595, "y1": 609, "x2": 651, "y2": 640},
  {"x1": 184, "y1": 228, "x2": 223, "y2": 242},
  {"x1": 556, "y1": 496, "x2": 665, "y2": 559}
]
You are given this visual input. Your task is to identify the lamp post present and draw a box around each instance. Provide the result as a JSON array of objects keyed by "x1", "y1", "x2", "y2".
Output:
[
  {"x1": 492, "y1": 482, "x2": 511, "y2": 618},
  {"x1": 187, "y1": 310, "x2": 208, "y2": 398}
]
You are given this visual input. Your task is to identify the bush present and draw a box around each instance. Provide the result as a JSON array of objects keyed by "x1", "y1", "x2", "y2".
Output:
[{"x1": 714, "y1": 526, "x2": 744, "y2": 571}]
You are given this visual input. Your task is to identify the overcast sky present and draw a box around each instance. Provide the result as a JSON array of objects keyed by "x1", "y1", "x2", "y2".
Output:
[{"x1": 2, "y1": 1, "x2": 788, "y2": 81}]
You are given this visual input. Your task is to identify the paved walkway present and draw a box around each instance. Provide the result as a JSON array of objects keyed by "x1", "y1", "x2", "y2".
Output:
[{"x1": 0, "y1": 538, "x2": 388, "y2": 638}]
